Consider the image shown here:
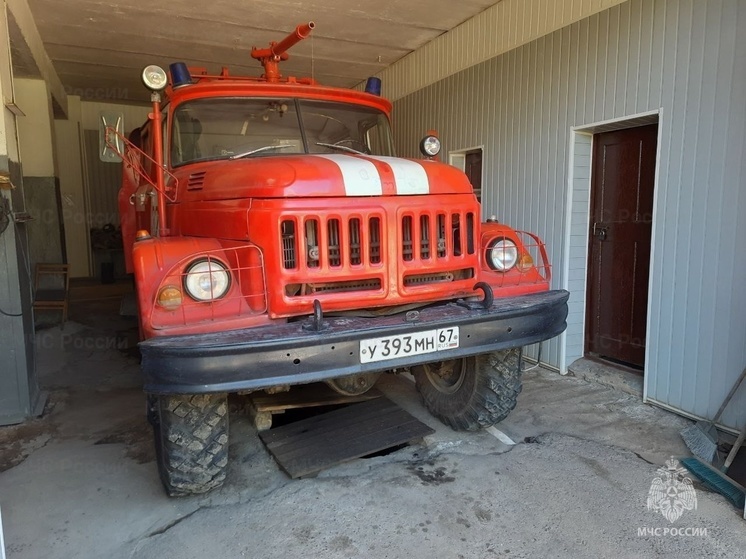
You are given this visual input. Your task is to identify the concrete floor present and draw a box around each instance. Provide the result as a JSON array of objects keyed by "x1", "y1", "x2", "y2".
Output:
[{"x1": 1, "y1": 295, "x2": 745, "y2": 558}]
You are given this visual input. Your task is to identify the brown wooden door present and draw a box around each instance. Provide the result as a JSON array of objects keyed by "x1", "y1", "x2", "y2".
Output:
[
  {"x1": 465, "y1": 150, "x2": 482, "y2": 202},
  {"x1": 586, "y1": 124, "x2": 657, "y2": 369}
]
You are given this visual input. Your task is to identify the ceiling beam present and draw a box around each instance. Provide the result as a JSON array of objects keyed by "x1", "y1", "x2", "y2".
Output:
[{"x1": 6, "y1": 0, "x2": 67, "y2": 117}]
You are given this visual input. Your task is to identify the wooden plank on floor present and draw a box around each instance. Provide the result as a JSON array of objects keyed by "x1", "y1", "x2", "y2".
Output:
[
  {"x1": 259, "y1": 397, "x2": 435, "y2": 479},
  {"x1": 249, "y1": 384, "x2": 382, "y2": 413},
  {"x1": 262, "y1": 402, "x2": 405, "y2": 452},
  {"x1": 260, "y1": 396, "x2": 399, "y2": 444}
]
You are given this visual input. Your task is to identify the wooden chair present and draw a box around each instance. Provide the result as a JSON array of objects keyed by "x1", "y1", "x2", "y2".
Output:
[{"x1": 33, "y1": 263, "x2": 70, "y2": 324}]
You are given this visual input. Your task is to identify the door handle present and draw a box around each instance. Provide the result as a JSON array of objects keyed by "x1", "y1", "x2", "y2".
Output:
[{"x1": 593, "y1": 222, "x2": 608, "y2": 241}]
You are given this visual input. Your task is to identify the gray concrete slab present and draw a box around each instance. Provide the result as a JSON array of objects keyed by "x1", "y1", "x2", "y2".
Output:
[
  {"x1": 1, "y1": 316, "x2": 744, "y2": 559},
  {"x1": 568, "y1": 357, "x2": 645, "y2": 398}
]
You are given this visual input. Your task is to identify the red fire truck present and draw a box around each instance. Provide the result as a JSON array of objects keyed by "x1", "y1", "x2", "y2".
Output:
[{"x1": 106, "y1": 22, "x2": 569, "y2": 496}]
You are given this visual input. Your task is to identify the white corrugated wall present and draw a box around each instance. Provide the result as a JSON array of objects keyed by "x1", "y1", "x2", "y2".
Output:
[
  {"x1": 373, "y1": 0, "x2": 630, "y2": 102},
  {"x1": 387, "y1": 0, "x2": 746, "y2": 429}
]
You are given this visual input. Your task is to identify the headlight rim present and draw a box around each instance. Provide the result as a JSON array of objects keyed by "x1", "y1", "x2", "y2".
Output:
[
  {"x1": 141, "y1": 64, "x2": 169, "y2": 92},
  {"x1": 182, "y1": 257, "x2": 231, "y2": 302},
  {"x1": 486, "y1": 238, "x2": 519, "y2": 272},
  {"x1": 419, "y1": 135, "x2": 441, "y2": 157}
]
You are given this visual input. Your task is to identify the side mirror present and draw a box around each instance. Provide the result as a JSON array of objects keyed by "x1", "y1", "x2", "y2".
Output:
[{"x1": 99, "y1": 111, "x2": 125, "y2": 162}]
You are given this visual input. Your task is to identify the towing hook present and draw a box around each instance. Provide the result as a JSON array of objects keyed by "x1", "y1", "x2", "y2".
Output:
[
  {"x1": 474, "y1": 282, "x2": 494, "y2": 309},
  {"x1": 303, "y1": 299, "x2": 327, "y2": 332},
  {"x1": 456, "y1": 282, "x2": 494, "y2": 311}
]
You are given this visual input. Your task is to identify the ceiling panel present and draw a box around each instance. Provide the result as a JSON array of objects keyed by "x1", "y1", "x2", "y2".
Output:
[{"x1": 16, "y1": 0, "x2": 504, "y2": 102}]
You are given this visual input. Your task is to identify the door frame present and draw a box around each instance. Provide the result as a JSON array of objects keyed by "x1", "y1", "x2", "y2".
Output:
[
  {"x1": 560, "y1": 110, "x2": 663, "y2": 402},
  {"x1": 585, "y1": 123, "x2": 658, "y2": 369},
  {"x1": 448, "y1": 144, "x2": 484, "y2": 203},
  {"x1": 448, "y1": 144, "x2": 484, "y2": 170}
]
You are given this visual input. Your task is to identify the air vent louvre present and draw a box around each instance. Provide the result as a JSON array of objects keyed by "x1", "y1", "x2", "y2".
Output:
[{"x1": 187, "y1": 171, "x2": 207, "y2": 189}]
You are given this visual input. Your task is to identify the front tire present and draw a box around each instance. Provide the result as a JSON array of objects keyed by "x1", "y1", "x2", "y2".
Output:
[
  {"x1": 149, "y1": 393, "x2": 229, "y2": 496},
  {"x1": 412, "y1": 349, "x2": 522, "y2": 431}
]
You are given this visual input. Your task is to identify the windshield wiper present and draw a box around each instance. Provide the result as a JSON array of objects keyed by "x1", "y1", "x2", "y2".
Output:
[
  {"x1": 315, "y1": 142, "x2": 366, "y2": 155},
  {"x1": 229, "y1": 144, "x2": 294, "y2": 160}
]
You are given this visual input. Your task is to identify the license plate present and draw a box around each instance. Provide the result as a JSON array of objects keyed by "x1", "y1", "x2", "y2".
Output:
[{"x1": 359, "y1": 327, "x2": 460, "y2": 364}]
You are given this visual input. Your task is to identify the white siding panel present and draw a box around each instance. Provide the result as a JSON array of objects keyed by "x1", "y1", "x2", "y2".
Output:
[
  {"x1": 567, "y1": 279, "x2": 586, "y2": 294},
  {"x1": 389, "y1": 0, "x2": 746, "y2": 429},
  {"x1": 366, "y1": 0, "x2": 628, "y2": 101},
  {"x1": 573, "y1": 190, "x2": 589, "y2": 203}
]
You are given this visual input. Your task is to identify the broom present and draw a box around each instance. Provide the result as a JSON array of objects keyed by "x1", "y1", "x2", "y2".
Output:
[
  {"x1": 681, "y1": 443, "x2": 746, "y2": 510},
  {"x1": 680, "y1": 366, "x2": 746, "y2": 463},
  {"x1": 681, "y1": 413, "x2": 746, "y2": 509}
]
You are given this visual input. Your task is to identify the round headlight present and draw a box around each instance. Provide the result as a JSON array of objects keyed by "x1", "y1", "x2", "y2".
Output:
[
  {"x1": 183, "y1": 259, "x2": 231, "y2": 301},
  {"x1": 419, "y1": 135, "x2": 441, "y2": 157},
  {"x1": 487, "y1": 239, "x2": 518, "y2": 271},
  {"x1": 142, "y1": 65, "x2": 168, "y2": 91}
]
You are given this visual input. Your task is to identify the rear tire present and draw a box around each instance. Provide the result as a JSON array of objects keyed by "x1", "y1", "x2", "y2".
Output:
[
  {"x1": 149, "y1": 393, "x2": 229, "y2": 496},
  {"x1": 412, "y1": 348, "x2": 522, "y2": 431}
]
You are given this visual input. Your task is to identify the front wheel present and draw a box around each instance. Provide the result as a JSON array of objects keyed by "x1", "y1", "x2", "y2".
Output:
[
  {"x1": 149, "y1": 393, "x2": 229, "y2": 496},
  {"x1": 412, "y1": 349, "x2": 523, "y2": 431}
]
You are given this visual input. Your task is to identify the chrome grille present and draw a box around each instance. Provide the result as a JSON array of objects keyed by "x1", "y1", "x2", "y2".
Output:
[
  {"x1": 420, "y1": 215, "x2": 431, "y2": 259},
  {"x1": 404, "y1": 268, "x2": 474, "y2": 287},
  {"x1": 437, "y1": 214, "x2": 447, "y2": 257},
  {"x1": 281, "y1": 216, "x2": 383, "y2": 270},
  {"x1": 402, "y1": 216, "x2": 414, "y2": 261},
  {"x1": 328, "y1": 219, "x2": 341, "y2": 266},
  {"x1": 281, "y1": 221, "x2": 296, "y2": 269},
  {"x1": 402, "y1": 210, "x2": 476, "y2": 261},
  {"x1": 305, "y1": 219, "x2": 320, "y2": 268},
  {"x1": 349, "y1": 218, "x2": 362, "y2": 265},
  {"x1": 369, "y1": 217, "x2": 381, "y2": 264},
  {"x1": 285, "y1": 279, "x2": 382, "y2": 296}
]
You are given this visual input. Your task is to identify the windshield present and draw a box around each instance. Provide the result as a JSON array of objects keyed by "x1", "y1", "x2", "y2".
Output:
[{"x1": 170, "y1": 98, "x2": 395, "y2": 166}]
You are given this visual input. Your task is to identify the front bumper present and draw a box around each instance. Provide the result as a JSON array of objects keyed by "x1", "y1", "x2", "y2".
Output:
[{"x1": 140, "y1": 289, "x2": 569, "y2": 394}]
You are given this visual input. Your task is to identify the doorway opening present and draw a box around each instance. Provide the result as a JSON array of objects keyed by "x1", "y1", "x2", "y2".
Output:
[
  {"x1": 585, "y1": 124, "x2": 658, "y2": 372},
  {"x1": 562, "y1": 111, "x2": 660, "y2": 379},
  {"x1": 449, "y1": 147, "x2": 483, "y2": 202}
]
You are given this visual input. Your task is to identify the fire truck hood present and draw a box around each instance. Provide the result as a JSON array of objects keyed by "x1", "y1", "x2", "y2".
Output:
[{"x1": 181, "y1": 154, "x2": 475, "y2": 199}]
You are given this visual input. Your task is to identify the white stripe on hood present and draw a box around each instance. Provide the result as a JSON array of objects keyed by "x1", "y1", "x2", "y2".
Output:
[
  {"x1": 312, "y1": 154, "x2": 430, "y2": 195},
  {"x1": 314, "y1": 154, "x2": 382, "y2": 196}
]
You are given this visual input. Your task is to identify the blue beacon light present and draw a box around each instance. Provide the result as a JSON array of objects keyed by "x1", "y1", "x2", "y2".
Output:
[
  {"x1": 169, "y1": 63, "x2": 192, "y2": 88},
  {"x1": 365, "y1": 77, "x2": 382, "y2": 96}
]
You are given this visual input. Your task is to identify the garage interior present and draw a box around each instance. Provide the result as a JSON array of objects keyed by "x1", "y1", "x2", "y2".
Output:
[{"x1": 1, "y1": 0, "x2": 746, "y2": 557}]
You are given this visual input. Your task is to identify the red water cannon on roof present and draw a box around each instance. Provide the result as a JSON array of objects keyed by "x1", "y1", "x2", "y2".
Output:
[{"x1": 251, "y1": 22, "x2": 315, "y2": 83}]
